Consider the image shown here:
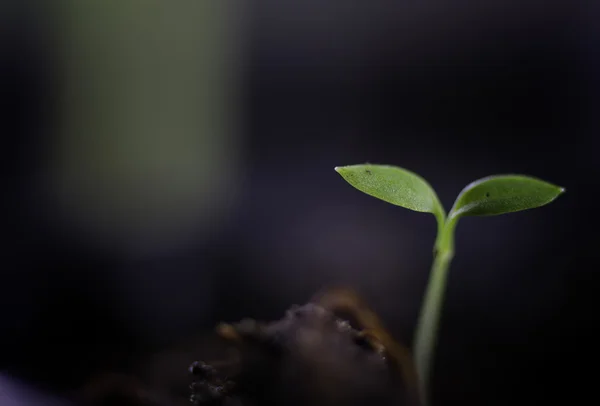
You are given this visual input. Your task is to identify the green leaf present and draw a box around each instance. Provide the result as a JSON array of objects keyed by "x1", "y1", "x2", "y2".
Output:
[
  {"x1": 335, "y1": 164, "x2": 444, "y2": 216},
  {"x1": 448, "y1": 175, "x2": 565, "y2": 219}
]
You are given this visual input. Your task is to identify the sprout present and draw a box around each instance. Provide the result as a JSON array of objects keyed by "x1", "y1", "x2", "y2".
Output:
[{"x1": 335, "y1": 164, "x2": 565, "y2": 405}]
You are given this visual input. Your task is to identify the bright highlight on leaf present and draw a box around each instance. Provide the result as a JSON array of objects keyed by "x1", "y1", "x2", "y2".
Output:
[
  {"x1": 448, "y1": 175, "x2": 565, "y2": 220},
  {"x1": 334, "y1": 164, "x2": 444, "y2": 217}
]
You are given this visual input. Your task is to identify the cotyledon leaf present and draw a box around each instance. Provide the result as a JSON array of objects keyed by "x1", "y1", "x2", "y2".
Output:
[
  {"x1": 335, "y1": 164, "x2": 444, "y2": 216},
  {"x1": 448, "y1": 174, "x2": 565, "y2": 220}
]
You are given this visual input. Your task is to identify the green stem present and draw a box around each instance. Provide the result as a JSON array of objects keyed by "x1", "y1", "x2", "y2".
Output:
[
  {"x1": 414, "y1": 216, "x2": 457, "y2": 405},
  {"x1": 433, "y1": 207, "x2": 446, "y2": 253}
]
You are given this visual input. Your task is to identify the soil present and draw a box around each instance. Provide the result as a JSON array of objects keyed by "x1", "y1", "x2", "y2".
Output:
[{"x1": 78, "y1": 290, "x2": 418, "y2": 406}]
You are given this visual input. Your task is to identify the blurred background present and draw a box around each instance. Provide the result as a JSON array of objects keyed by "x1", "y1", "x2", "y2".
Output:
[{"x1": 1, "y1": 0, "x2": 596, "y2": 405}]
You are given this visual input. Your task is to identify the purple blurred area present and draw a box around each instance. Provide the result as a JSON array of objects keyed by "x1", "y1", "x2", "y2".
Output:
[
  {"x1": 0, "y1": 373, "x2": 71, "y2": 406},
  {"x1": 1, "y1": 0, "x2": 596, "y2": 405}
]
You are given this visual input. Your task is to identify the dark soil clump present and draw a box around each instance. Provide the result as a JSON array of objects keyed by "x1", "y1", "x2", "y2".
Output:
[{"x1": 190, "y1": 302, "x2": 417, "y2": 406}]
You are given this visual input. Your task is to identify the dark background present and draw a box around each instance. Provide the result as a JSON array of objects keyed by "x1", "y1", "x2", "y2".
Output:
[{"x1": 1, "y1": 1, "x2": 596, "y2": 405}]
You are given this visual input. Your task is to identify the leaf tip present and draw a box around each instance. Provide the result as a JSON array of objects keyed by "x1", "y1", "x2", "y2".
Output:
[{"x1": 334, "y1": 166, "x2": 342, "y2": 173}]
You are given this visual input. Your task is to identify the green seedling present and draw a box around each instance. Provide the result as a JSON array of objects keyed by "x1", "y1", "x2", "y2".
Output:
[{"x1": 334, "y1": 164, "x2": 565, "y2": 405}]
